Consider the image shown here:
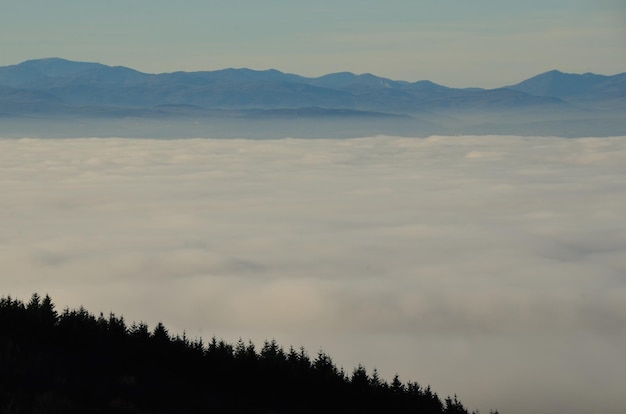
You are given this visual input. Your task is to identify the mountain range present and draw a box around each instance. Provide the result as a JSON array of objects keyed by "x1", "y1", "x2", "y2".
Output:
[{"x1": 0, "y1": 58, "x2": 624, "y2": 138}]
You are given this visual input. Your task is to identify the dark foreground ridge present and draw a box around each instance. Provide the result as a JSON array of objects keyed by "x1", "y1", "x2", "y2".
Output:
[{"x1": 0, "y1": 294, "x2": 499, "y2": 414}]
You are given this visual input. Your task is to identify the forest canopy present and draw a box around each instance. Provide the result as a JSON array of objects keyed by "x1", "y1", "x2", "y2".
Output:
[{"x1": 0, "y1": 293, "x2": 498, "y2": 414}]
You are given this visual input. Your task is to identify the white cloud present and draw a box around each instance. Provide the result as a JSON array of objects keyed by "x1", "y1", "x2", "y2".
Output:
[{"x1": 1, "y1": 135, "x2": 625, "y2": 414}]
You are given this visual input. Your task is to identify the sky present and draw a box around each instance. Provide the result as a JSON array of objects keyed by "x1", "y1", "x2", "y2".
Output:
[
  {"x1": 2, "y1": 135, "x2": 626, "y2": 414},
  {"x1": 1, "y1": 0, "x2": 625, "y2": 87}
]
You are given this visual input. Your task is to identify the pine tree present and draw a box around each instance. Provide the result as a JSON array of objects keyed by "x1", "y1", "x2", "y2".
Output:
[{"x1": 391, "y1": 373, "x2": 405, "y2": 393}]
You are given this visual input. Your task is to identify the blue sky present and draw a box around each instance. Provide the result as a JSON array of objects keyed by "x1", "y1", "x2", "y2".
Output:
[{"x1": 1, "y1": 1, "x2": 624, "y2": 86}]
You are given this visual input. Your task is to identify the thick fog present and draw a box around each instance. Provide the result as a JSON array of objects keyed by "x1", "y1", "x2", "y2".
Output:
[{"x1": 1, "y1": 135, "x2": 625, "y2": 414}]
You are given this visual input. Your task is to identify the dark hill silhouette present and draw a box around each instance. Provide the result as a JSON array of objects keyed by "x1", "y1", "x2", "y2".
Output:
[{"x1": 0, "y1": 293, "x2": 499, "y2": 414}]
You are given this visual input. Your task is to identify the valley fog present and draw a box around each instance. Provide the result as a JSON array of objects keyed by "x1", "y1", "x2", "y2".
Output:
[{"x1": 1, "y1": 135, "x2": 625, "y2": 414}]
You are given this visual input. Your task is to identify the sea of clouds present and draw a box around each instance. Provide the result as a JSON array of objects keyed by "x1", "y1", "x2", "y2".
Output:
[{"x1": 2, "y1": 135, "x2": 625, "y2": 414}]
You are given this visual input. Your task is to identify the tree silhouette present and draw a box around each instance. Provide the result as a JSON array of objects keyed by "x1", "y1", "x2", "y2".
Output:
[{"x1": 0, "y1": 293, "x2": 496, "y2": 414}]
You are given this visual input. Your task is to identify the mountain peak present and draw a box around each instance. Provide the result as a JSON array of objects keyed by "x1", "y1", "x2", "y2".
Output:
[
  {"x1": 18, "y1": 57, "x2": 107, "y2": 77},
  {"x1": 506, "y1": 69, "x2": 625, "y2": 99}
]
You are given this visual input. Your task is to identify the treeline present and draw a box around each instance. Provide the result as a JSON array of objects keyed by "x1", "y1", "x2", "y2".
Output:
[{"x1": 0, "y1": 294, "x2": 498, "y2": 414}]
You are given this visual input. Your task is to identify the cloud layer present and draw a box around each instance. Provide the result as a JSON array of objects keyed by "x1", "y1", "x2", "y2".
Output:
[{"x1": 2, "y1": 135, "x2": 626, "y2": 414}]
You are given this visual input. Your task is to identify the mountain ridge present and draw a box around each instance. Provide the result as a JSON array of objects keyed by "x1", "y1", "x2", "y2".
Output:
[
  {"x1": 0, "y1": 58, "x2": 624, "y2": 138},
  {"x1": 2, "y1": 57, "x2": 623, "y2": 110}
]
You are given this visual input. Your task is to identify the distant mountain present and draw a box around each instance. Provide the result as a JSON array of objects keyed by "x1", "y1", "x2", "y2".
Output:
[
  {"x1": 16, "y1": 57, "x2": 106, "y2": 77},
  {"x1": 507, "y1": 69, "x2": 626, "y2": 103},
  {"x1": 0, "y1": 58, "x2": 624, "y2": 138},
  {"x1": 0, "y1": 57, "x2": 574, "y2": 111}
]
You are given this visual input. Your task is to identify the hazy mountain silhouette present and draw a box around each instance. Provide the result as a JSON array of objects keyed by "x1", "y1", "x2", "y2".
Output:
[
  {"x1": 507, "y1": 69, "x2": 626, "y2": 100},
  {"x1": 0, "y1": 58, "x2": 624, "y2": 138}
]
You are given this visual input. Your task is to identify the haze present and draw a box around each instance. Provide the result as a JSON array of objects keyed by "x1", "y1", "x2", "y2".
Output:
[{"x1": 2, "y1": 135, "x2": 625, "y2": 414}]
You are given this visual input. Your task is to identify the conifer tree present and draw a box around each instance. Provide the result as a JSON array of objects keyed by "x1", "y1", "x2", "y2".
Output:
[{"x1": 0, "y1": 294, "x2": 489, "y2": 414}]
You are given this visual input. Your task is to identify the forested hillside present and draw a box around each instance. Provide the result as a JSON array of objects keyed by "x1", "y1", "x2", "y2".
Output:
[{"x1": 0, "y1": 294, "x2": 498, "y2": 414}]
